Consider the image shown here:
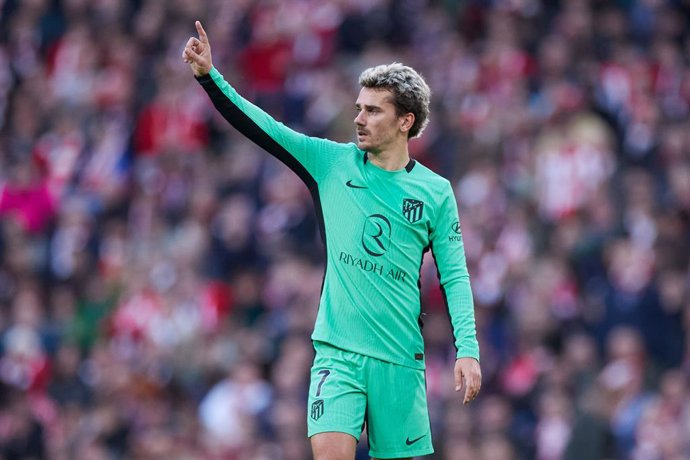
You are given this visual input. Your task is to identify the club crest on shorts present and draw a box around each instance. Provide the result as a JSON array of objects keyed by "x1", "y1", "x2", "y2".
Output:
[
  {"x1": 402, "y1": 198, "x2": 424, "y2": 223},
  {"x1": 311, "y1": 399, "x2": 324, "y2": 421}
]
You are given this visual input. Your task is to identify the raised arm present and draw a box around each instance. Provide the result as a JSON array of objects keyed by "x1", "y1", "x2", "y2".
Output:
[{"x1": 182, "y1": 21, "x2": 345, "y2": 185}]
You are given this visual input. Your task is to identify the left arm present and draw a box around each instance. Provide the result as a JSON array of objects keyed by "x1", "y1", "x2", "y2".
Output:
[{"x1": 429, "y1": 181, "x2": 482, "y2": 404}]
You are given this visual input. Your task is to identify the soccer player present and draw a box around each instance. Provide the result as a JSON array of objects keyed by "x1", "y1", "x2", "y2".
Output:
[{"x1": 183, "y1": 20, "x2": 481, "y2": 460}]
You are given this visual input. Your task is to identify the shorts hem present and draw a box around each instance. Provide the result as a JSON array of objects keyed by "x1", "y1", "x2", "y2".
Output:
[
  {"x1": 369, "y1": 447, "x2": 434, "y2": 458},
  {"x1": 308, "y1": 427, "x2": 361, "y2": 442}
]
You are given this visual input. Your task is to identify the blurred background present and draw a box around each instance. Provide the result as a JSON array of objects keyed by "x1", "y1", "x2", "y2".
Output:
[{"x1": 0, "y1": 0, "x2": 688, "y2": 459}]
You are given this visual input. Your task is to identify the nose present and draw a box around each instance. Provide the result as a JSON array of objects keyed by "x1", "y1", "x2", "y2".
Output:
[{"x1": 354, "y1": 110, "x2": 365, "y2": 126}]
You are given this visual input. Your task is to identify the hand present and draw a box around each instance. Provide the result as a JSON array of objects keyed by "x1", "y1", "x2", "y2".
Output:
[
  {"x1": 183, "y1": 20, "x2": 213, "y2": 77},
  {"x1": 455, "y1": 357, "x2": 481, "y2": 405}
]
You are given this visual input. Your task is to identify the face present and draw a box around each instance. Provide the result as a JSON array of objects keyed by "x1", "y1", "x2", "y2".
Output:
[{"x1": 354, "y1": 87, "x2": 411, "y2": 153}]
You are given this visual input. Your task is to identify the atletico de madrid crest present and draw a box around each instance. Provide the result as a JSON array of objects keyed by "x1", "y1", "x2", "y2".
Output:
[
  {"x1": 402, "y1": 198, "x2": 424, "y2": 223},
  {"x1": 311, "y1": 399, "x2": 324, "y2": 420}
]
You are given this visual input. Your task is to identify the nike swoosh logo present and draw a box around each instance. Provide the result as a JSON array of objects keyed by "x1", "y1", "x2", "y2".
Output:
[
  {"x1": 346, "y1": 180, "x2": 368, "y2": 189},
  {"x1": 405, "y1": 435, "x2": 426, "y2": 446}
]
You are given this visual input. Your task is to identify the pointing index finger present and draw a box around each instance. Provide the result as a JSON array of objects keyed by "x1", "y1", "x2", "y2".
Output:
[{"x1": 195, "y1": 21, "x2": 208, "y2": 44}]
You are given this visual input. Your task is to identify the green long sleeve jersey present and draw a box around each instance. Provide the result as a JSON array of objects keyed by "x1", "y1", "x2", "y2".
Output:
[{"x1": 197, "y1": 67, "x2": 479, "y2": 369}]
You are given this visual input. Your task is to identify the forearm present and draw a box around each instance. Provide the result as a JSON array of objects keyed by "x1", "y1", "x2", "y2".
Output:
[
  {"x1": 196, "y1": 67, "x2": 320, "y2": 184},
  {"x1": 443, "y1": 276, "x2": 480, "y2": 361},
  {"x1": 196, "y1": 68, "x2": 293, "y2": 152}
]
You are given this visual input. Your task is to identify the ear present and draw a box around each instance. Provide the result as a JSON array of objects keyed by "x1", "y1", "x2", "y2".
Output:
[{"x1": 400, "y1": 113, "x2": 415, "y2": 133}]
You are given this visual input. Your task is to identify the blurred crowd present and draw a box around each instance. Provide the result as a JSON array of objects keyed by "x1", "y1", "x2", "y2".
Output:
[{"x1": 0, "y1": 0, "x2": 689, "y2": 459}]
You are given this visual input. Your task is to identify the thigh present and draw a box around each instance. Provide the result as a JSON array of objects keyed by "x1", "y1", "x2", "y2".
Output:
[
  {"x1": 311, "y1": 432, "x2": 357, "y2": 460},
  {"x1": 365, "y1": 360, "x2": 434, "y2": 459},
  {"x1": 307, "y1": 341, "x2": 367, "y2": 442}
]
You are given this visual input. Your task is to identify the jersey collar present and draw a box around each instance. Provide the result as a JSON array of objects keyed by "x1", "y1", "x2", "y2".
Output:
[{"x1": 362, "y1": 152, "x2": 416, "y2": 173}]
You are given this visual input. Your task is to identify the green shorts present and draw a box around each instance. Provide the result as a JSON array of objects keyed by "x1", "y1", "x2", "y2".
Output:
[{"x1": 307, "y1": 341, "x2": 433, "y2": 459}]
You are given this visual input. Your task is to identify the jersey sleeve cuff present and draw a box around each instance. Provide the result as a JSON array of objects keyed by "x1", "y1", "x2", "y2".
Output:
[
  {"x1": 456, "y1": 348, "x2": 480, "y2": 362},
  {"x1": 194, "y1": 66, "x2": 221, "y2": 85}
]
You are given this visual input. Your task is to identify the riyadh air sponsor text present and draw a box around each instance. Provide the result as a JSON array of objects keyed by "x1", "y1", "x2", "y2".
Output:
[{"x1": 338, "y1": 251, "x2": 407, "y2": 282}]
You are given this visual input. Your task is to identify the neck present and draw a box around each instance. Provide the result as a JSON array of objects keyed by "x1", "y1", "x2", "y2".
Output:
[{"x1": 367, "y1": 144, "x2": 410, "y2": 171}]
